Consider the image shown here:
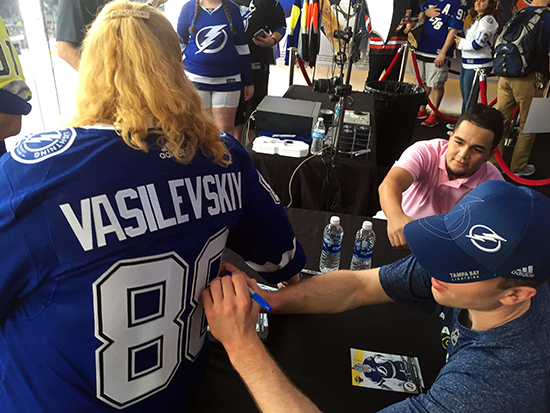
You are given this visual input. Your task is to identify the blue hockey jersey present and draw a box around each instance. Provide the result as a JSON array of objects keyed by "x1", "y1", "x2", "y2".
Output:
[
  {"x1": 417, "y1": 0, "x2": 467, "y2": 60},
  {"x1": 0, "y1": 127, "x2": 305, "y2": 412},
  {"x1": 178, "y1": 1, "x2": 254, "y2": 91}
]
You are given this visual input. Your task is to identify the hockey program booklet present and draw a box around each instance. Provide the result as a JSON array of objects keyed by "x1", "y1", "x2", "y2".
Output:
[{"x1": 351, "y1": 348, "x2": 425, "y2": 394}]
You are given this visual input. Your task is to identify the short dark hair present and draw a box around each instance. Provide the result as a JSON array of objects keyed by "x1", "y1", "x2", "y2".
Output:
[
  {"x1": 454, "y1": 104, "x2": 504, "y2": 150},
  {"x1": 497, "y1": 277, "x2": 548, "y2": 290}
]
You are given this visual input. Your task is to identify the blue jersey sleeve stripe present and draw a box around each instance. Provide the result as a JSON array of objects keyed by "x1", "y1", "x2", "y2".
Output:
[{"x1": 472, "y1": 40, "x2": 482, "y2": 50}]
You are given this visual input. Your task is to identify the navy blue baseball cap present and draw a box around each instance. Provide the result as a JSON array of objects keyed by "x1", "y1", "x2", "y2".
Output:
[{"x1": 404, "y1": 180, "x2": 550, "y2": 283}]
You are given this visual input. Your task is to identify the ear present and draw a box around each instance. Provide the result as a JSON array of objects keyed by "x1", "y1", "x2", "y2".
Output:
[
  {"x1": 486, "y1": 147, "x2": 497, "y2": 162},
  {"x1": 500, "y1": 286, "x2": 537, "y2": 306}
]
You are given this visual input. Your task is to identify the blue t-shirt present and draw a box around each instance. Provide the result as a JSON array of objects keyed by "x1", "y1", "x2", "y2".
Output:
[
  {"x1": 0, "y1": 127, "x2": 305, "y2": 412},
  {"x1": 417, "y1": 0, "x2": 467, "y2": 60},
  {"x1": 378, "y1": 255, "x2": 550, "y2": 412},
  {"x1": 178, "y1": 1, "x2": 254, "y2": 91}
]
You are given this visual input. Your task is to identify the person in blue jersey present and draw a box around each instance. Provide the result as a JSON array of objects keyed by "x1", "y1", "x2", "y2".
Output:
[
  {"x1": 416, "y1": 0, "x2": 467, "y2": 127},
  {"x1": 454, "y1": 0, "x2": 498, "y2": 114},
  {"x1": 178, "y1": 0, "x2": 254, "y2": 138},
  {"x1": 204, "y1": 180, "x2": 550, "y2": 412},
  {"x1": 0, "y1": 1, "x2": 305, "y2": 411}
]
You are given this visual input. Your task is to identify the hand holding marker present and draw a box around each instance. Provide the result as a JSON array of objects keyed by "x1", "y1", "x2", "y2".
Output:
[{"x1": 226, "y1": 271, "x2": 271, "y2": 312}]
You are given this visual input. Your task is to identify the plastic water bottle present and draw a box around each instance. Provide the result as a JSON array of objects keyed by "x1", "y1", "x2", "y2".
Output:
[
  {"x1": 311, "y1": 117, "x2": 325, "y2": 154},
  {"x1": 319, "y1": 216, "x2": 344, "y2": 273},
  {"x1": 350, "y1": 221, "x2": 376, "y2": 270}
]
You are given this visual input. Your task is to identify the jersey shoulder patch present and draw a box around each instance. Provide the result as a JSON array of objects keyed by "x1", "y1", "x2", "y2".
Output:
[{"x1": 12, "y1": 127, "x2": 76, "y2": 164}]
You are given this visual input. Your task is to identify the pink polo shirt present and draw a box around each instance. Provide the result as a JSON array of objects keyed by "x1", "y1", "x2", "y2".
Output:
[{"x1": 394, "y1": 139, "x2": 504, "y2": 219}]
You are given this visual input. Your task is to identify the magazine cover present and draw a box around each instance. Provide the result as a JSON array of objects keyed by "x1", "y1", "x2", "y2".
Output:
[{"x1": 351, "y1": 348, "x2": 425, "y2": 394}]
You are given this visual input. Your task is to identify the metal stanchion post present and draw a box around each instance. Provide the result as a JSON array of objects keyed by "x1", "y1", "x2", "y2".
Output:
[
  {"x1": 398, "y1": 43, "x2": 410, "y2": 82},
  {"x1": 289, "y1": 47, "x2": 296, "y2": 87},
  {"x1": 464, "y1": 68, "x2": 482, "y2": 112}
]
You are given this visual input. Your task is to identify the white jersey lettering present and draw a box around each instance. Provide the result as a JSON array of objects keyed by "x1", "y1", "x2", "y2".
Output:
[
  {"x1": 168, "y1": 179, "x2": 190, "y2": 225},
  {"x1": 60, "y1": 174, "x2": 242, "y2": 251},
  {"x1": 231, "y1": 172, "x2": 242, "y2": 209},
  {"x1": 185, "y1": 176, "x2": 203, "y2": 220},
  {"x1": 92, "y1": 195, "x2": 127, "y2": 248},
  {"x1": 115, "y1": 188, "x2": 148, "y2": 238},
  {"x1": 59, "y1": 199, "x2": 93, "y2": 251},
  {"x1": 215, "y1": 173, "x2": 233, "y2": 213},
  {"x1": 203, "y1": 175, "x2": 221, "y2": 216},
  {"x1": 147, "y1": 183, "x2": 177, "y2": 230},
  {"x1": 137, "y1": 185, "x2": 159, "y2": 232}
]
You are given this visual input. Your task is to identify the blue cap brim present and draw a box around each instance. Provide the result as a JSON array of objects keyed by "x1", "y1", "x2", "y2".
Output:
[{"x1": 0, "y1": 90, "x2": 32, "y2": 115}]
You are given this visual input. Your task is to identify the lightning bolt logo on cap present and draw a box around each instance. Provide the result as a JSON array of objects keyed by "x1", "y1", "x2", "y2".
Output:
[{"x1": 466, "y1": 225, "x2": 507, "y2": 253}]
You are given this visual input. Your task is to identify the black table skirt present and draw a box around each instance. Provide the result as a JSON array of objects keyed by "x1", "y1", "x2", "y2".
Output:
[{"x1": 249, "y1": 149, "x2": 380, "y2": 217}]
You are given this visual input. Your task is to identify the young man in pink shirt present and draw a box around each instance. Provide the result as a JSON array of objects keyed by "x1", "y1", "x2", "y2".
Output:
[{"x1": 379, "y1": 104, "x2": 504, "y2": 250}]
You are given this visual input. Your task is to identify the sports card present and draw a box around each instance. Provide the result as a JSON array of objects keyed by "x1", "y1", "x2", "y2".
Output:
[{"x1": 351, "y1": 348, "x2": 425, "y2": 394}]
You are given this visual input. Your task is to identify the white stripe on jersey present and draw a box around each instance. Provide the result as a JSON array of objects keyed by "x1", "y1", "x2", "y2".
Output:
[
  {"x1": 416, "y1": 50, "x2": 438, "y2": 59},
  {"x1": 246, "y1": 237, "x2": 298, "y2": 273},
  {"x1": 185, "y1": 71, "x2": 241, "y2": 85},
  {"x1": 235, "y1": 44, "x2": 251, "y2": 55},
  {"x1": 369, "y1": 40, "x2": 403, "y2": 46}
]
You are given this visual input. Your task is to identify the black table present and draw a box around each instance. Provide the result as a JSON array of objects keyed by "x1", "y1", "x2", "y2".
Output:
[
  {"x1": 248, "y1": 148, "x2": 380, "y2": 217},
  {"x1": 187, "y1": 208, "x2": 446, "y2": 412}
]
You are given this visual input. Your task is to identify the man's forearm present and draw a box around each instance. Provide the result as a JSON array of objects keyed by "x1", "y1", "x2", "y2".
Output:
[
  {"x1": 440, "y1": 28, "x2": 458, "y2": 56},
  {"x1": 227, "y1": 338, "x2": 321, "y2": 413},
  {"x1": 379, "y1": 178, "x2": 406, "y2": 222},
  {"x1": 57, "y1": 41, "x2": 81, "y2": 71},
  {"x1": 267, "y1": 268, "x2": 392, "y2": 314}
]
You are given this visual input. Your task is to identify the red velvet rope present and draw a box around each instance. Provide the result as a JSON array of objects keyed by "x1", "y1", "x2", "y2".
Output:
[
  {"x1": 410, "y1": 53, "x2": 459, "y2": 122},
  {"x1": 297, "y1": 57, "x2": 312, "y2": 86},
  {"x1": 380, "y1": 47, "x2": 403, "y2": 81},
  {"x1": 494, "y1": 150, "x2": 550, "y2": 186},
  {"x1": 479, "y1": 77, "x2": 488, "y2": 105}
]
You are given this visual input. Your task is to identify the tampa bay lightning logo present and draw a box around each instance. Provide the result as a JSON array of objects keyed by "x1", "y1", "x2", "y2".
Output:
[
  {"x1": 12, "y1": 128, "x2": 76, "y2": 164},
  {"x1": 195, "y1": 24, "x2": 228, "y2": 54},
  {"x1": 466, "y1": 225, "x2": 507, "y2": 253}
]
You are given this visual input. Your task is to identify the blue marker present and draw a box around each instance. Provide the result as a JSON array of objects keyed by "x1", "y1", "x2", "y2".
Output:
[
  {"x1": 226, "y1": 271, "x2": 271, "y2": 312},
  {"x1": 247, "y1": 287, "x2": 272, "y2": 312}
]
